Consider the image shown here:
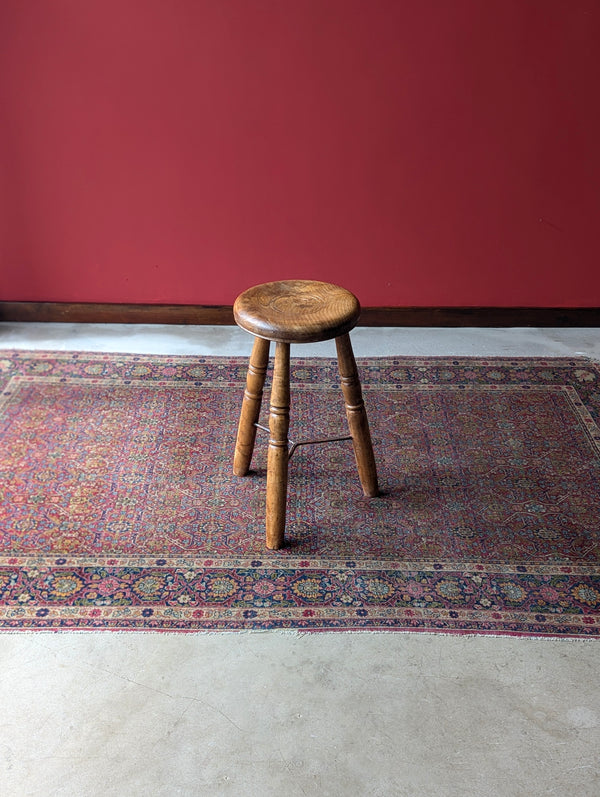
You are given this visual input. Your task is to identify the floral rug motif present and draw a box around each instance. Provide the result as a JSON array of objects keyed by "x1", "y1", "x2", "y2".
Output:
[{"x1": 0, "y1": 351, "x2": 599, "y2": 636}]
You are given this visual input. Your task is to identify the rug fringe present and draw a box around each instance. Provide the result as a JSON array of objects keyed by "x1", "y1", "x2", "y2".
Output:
[{"x1": 0, "y1": 628, "x2": 597, "y2": 642}]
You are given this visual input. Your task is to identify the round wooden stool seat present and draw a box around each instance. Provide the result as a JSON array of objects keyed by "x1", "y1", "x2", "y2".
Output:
[
  {"x1": 233, "y1": 279, "x2": 379, "y2": 550},
  {"x1": 233, "y1": 280, "x2": 361, "y2": 343}
]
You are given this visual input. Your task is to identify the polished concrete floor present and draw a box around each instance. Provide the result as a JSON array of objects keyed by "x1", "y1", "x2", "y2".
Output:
[{"x1": 0, "y1": 323, "x2": 599, "y2": 797}]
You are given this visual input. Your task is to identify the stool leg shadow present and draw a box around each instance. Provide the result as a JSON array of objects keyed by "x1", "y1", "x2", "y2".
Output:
[
  {"x1": 335, "y1": 332, "x2": 379, "y2": 498},
  {"x1": 233, "y1": 336, "x2": 270, "y2": 476}
]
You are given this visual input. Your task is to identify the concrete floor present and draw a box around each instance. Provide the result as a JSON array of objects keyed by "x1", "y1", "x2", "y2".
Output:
[{"x1": 0, "y1": 323, "x2": 599, "y2": 797}]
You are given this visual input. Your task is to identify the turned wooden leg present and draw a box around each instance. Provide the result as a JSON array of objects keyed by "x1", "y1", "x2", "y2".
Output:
[
  {"x1": 335, "y1": 333, "x2": 379, "y2": 497},
  {"x1": 233, "y1": 336, "x2": 270, "y2": 476},
  {"x1": 266, "y1": 342, "x2": 290, "y2": 550}
]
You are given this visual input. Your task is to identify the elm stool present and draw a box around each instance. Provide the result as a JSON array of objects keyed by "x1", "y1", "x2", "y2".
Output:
[{"x1": 233, "y1": 280, "x2": 379, "y2": 549}]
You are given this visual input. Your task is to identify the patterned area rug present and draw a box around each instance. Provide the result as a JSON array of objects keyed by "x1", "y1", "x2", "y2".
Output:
[{"x1": 0, "y1": 351, "x2": 599, "y2": 636}]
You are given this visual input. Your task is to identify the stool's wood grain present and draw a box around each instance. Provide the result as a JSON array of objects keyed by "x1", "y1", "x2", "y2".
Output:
[
  {"x1": 266, "y1": 342, "x2": 290, "y2": 550},
  {"x1": 234, "y1": 280, "x2": 360, "y2": 343},
  {"x1": 233, "y1": 336, "x2": 270, "y2": 476},
  {"x1": 336, "y1": 333, "x2": 379, "y2": 498}
]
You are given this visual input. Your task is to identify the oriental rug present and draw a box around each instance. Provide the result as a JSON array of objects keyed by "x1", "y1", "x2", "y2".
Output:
[{"x1": 0, "y1": 351, "x2": 599, "y2": 637}]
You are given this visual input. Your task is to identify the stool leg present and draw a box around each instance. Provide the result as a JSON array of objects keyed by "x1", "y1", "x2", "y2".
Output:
[
  {"x1": 266, "y1": 341, "x2": 290, "y2": 549},
  {"x1": 335, "y1": 333, "x2": 379, "y2": 497},
  {"x1": 233, "y1": 336, "x2": 270, "y2": 476}
]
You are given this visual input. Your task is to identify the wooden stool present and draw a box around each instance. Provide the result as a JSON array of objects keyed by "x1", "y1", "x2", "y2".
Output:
[{"x1": 233, "y1": 279, "x2": 379, "y2": 549}]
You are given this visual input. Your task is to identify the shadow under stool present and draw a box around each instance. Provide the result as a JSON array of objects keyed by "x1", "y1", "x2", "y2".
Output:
[{"x1": 233, "y1": 279, "x2": 379, "y2": 550}]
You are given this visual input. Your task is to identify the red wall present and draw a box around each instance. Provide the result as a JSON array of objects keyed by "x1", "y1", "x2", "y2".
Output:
[{"x1": 1, "y1": 0, "x2": 599, "y2": 307}]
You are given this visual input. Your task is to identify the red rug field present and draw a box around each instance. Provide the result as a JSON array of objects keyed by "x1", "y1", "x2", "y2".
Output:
[{"x1": 0, "y1": 351, "x2": 599, "y2": 636}]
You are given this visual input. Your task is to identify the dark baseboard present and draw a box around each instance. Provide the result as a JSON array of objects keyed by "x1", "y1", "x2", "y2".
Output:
[
  {"x1": 0, "y1": 302, "x2": 235, "y2": 325},
  {"x1": 0, "y1": 301, "x2": 599, "y2": 327},
  {"x1": 359, "y1": 306, "x2": 600, "y2": 327}
]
